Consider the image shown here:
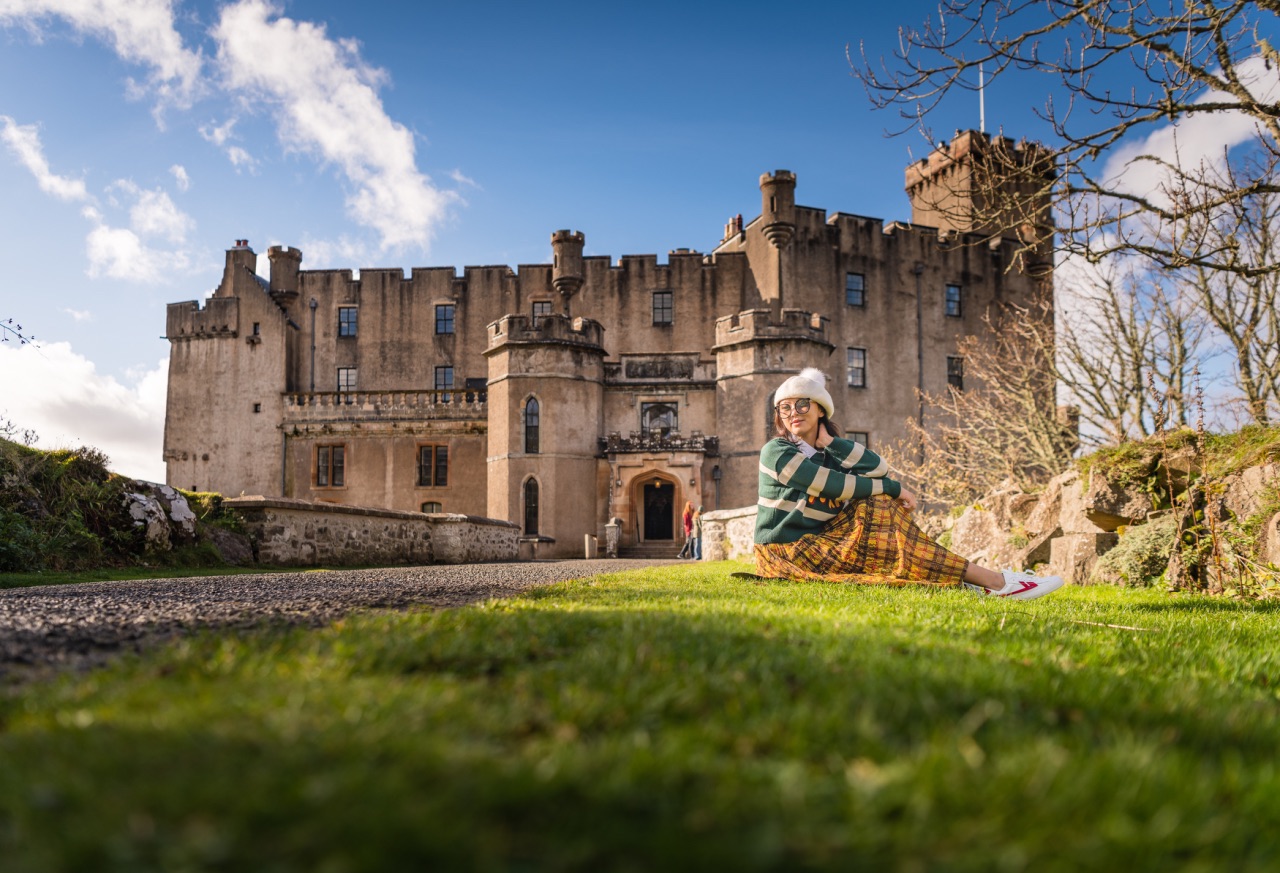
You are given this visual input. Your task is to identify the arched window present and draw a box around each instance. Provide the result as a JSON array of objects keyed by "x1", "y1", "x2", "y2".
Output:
[
  {"x1": 641, "y1": 402, "x2": 677, "y2": 437},
  {"x1": 523, "y1": 478, "x2": 539, "y2": 535},
  {"x1": 524, "y1": 398, "x2": 540, "y2": 454}
]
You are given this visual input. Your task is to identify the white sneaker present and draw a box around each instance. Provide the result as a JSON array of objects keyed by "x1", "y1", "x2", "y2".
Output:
[{"x1": 964, "y1": 571, "x2": 1065, "y2": 601}]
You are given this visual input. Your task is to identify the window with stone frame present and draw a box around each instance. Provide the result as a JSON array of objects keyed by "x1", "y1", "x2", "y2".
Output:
[
  {"x1": 523, "y1": 478, "x2": 539, "y2": 535},
  {"x1": 524, "y1": 397, "x2": 540, "y2": 454},
  {"x1": 947, "y1": 355, "x2": 965, "y2": 390},
  {"x1": 845, "y1": 272, "x2": 865, "y2": 307},
  {"x1": 417, "y1": 445, "x2": 448, "y2": 487},
  {"x1": 337, "y1": 367, "x2": 357, "y2": 392},
  {"x1": 945, "y1": 284, "x2": 963, "y2": 317},
  {"x1": 846, "y1": 348, "x2": 867, "y2": 388},
  {"x1": 435, "y1": 304, "x2": 455, "y2": 335},
  {"x1": 640, "y1": 401, "x2": 677, "y2": 437},
  {"x1": 652, "y1": 291, "x2": 673, "y2": 325},
  {"x1": 338, "y1": 307, "x2": 358, "y2": 337},
  {"x1": 531, "y1": 300, "x2": 552, "y2": 323},
  {"x1": 316, "y1": 444, "x2": 345, "y2": 488}
]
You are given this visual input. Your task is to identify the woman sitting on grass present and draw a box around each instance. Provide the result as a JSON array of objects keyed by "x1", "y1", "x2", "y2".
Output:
[{"x1": 754, "y1": 368, "x2": 1063, "y2": 600}]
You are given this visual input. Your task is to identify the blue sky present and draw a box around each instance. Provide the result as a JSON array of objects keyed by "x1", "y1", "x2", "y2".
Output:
[{"x1": 0, "y1": 1, "x2": 1132, "y2": 480}]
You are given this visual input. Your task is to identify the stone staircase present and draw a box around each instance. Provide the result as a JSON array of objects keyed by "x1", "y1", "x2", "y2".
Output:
[{"x1": 617, "y1": 540, "x2": 686, "y2": 560}]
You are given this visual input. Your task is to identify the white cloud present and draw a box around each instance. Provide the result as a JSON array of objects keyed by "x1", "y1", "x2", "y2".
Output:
[
  {"x1": 63, "y1": 308, "x2": 91, "y2": 321},
  {"x1": 86, "y1": 179, "x2": 194, "y2": 279},
  {"x1": 0, "y1": 0, "x2": 204, "y2": 115},
  {"x1": 226, "y1": 145, "x2": 255, "y2": 170},
  {"x1": 213, "y1": 0, "x2": 457, "y2": 253},
  {"x1": 199, "y1": 117, "x2": 236, "y2": 147},
  {"x1": 449, "y1": 168, "x2": 479, "y2": 188},
  {"x1": 0, "y1": 115, "x2": 89, "y2": 201},
  {"x1": 85, "y1": 222, "x2": 164, "y2": 281},
  {"x1": 131, "y1": 187, "x2": 194, "y2": 242},
  {"x1": 169, "y1": 163, "x2": 189, "y2": 191},
  {"x1": 199, "y1": 117, "x2": 257, "y2": 169},
  {"x1": 1101, "y1": 55, "x2": 1280, "y2": 200},
  {"x1": 0, "y1": 340, "x2": 167, "y2": 482}
]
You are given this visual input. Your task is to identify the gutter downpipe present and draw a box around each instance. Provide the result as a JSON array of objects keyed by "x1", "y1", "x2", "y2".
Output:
[{"x1": 308, "y1": 297, "x2": 318, "y2": 392}]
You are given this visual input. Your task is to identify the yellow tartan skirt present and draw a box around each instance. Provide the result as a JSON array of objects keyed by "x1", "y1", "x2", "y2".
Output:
[{"x1": 754, "y1": 494, "x2": 968, "y2": 587}]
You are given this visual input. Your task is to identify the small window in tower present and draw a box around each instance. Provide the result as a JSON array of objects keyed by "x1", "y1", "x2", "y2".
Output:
[
  {"x1": 252, "y1": 402, "x2": 262, "y2": 413},
  {"x1": 338, "y1": 307, "x2": 358, "y2": 337},
  {"x1": 531, "y1": 300, "x2": 552, "y2": 323},
  {"x1": 948, "y1": 356, "x2": 965, "y2": 391},
  {"x1": 421, "y1": 501, "x2": 442, "y2": 513},
  {"x1": 524, "y1": 397, "x2": 540, "y2": 454},
  {"x1": 652, "y1": 291, "x2": 673, "y2": 326},
  {"x1": 524, "y1": 478, "x2": 539, "y2": 535},
  {"x1": 847, "y1": 348, "x2": 867, "y2": 389},
  {"x1": 435, "y1": 304, "x2": 455, "y2": 335},
  {"x1": 252, "y1": 322, "x2": 261, "y2": 335},
  {"x1": 845, "y1": 273, "x2": 865, "y2": 307},
  {"x1": 849, "y1": 431, "x2": 870, "y2": 448},
  {"x1": 945, "y1": 284, "x2": 963, "y2": 318},
  {"x1": 337, "y1": 367, "x2": 357, "y2": 392}
]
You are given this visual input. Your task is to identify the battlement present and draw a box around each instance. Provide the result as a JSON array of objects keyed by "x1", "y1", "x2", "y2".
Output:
[
  {"x1": 712, "y1": 308, "x2": 830, "y2": 351},
  {"x1": 166, "y1": 297, "x2": 240, "y2": 339},
  {"x1": 486, "y1": 312, "x2": 606, "y2": 350},
  {"x1": 904, "y1": 129, "x2": 1052, "y2": 188}
]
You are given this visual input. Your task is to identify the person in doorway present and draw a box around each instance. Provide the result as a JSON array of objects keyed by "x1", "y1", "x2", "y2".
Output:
[
  {"x1": 754, "y1": 368, "x2": 1063, "y2": 599},
  {"x1": 677, "y1": 500, "x2": 695, "y2": 558},
  {"x1": 691, "y1": 505, "x2": 704, "y2": 560}
]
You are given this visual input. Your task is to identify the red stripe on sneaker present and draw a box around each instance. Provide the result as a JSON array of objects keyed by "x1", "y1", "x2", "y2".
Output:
[{"x1": 1000, "y1": 580, "x2": 1037, "y2": 597}]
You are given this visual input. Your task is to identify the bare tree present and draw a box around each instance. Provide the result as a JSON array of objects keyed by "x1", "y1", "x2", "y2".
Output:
[
  {"x1": 853, "y1": 1, "x2": 1280, "y2": 275},
  {"x1": 1, "y1": 318, "x2": 35, "y2": 345},
  {"x1": 1177, "y1": 163, "x2": 1280, "y2": 424}
]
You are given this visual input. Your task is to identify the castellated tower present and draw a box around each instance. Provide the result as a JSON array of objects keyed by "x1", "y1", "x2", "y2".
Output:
[
  {"x1": 905, "y1": 130, "x2": 1055, "y2": 270},
  {"x1": 485, "y1": 313, "x2": 605, "y2": 550},
  {"x1": 712, "y1": 308, "x2": 834, "y2": 511},
  {"x1": 268, "y1": 245, "x2": 302, "y2": 309},
  {"x1": 550, "y1": 230, "x2": 585, "y2": 315}
]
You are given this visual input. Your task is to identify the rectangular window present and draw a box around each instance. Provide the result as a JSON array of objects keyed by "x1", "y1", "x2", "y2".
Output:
[
  {"x1": 845, "y1": 272, "x2": 865, "y2": 307},
  {"x1": 338, "y1": 307, "x2": 358, "y2": 337},
  {"x1": 337, "y1": 367, "x2": 357, "y2": 392},
  {"x1": 652, "y1": 291, "x2": 673, "y2": 325},
  {"x1": 421, "y1": 501, "x2": 442, "y2": 513},
  {"x1": 435, "y1": 304, "x2": 455, "y2": 335},
  {"x1": 252, "y1": 322, "x2": 261, "y2": 335},
  {"x1": 846, "y1": 348, "x2": 867, "y2": 389},
  {"x1": 316, "y1": 444, "x2": 345, "y2": 488},
  {"x1": 849, "y1": 431, "x2": 870, "y2": 448},
  {"x1": 417, "y1": 445, "x2": 449, "y2": 487},
  {"x1": 945, "y1": 284, "x2": 963, "y2": 318},
  {"x1": 531, "y1": 300, "x2": 552, "y2": 322},
  {"x1": 434, "y1": 365, "x2": 453, "y2": 401},
  {"x1": 948, "y1": 356, "x2": 965, "y2": 390}
]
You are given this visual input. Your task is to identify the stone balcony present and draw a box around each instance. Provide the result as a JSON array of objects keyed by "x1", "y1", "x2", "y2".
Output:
[
  {"x1": 282, "y1": 390, "x2": 486, "y2": 423},
  {"x1": 599, "y1": 431, "x2": 719, "y2": 456}
]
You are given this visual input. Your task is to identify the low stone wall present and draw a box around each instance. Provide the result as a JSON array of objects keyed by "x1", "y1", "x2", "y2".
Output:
[
  {"x1": 223, "y1": 497, "x2": 519, "y2": 566},
  {"x1": 700, "y1": 505, "x2": 757, "y2": 562}
]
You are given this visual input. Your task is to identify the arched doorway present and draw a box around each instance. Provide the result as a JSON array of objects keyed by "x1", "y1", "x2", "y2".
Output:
[{"x1": 642, "y1": 478, "x2": 675, "y2": 541}]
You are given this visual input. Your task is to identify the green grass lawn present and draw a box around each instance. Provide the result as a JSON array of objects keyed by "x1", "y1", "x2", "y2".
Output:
[{"x1": 2, "y1": 562, "x2": 1278, "y2": 872}]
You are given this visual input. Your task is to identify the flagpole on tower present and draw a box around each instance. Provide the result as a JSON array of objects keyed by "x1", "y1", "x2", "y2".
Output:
[{"x1": 979, "y1": 62, "x2": 986, "y2": 134}]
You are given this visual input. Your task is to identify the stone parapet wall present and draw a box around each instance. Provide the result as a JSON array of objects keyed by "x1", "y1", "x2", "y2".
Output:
[
  {"x1": 223, "y1": 497, "x2": 518, "y2": 566},
  {"x1": 700, "y1": 505, "x2": 758, "y2": 562}
]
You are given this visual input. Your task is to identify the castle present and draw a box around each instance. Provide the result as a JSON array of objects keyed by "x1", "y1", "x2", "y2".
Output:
[{"x1": 164, "y1": 130, "x2": 1054, "y2": 558}]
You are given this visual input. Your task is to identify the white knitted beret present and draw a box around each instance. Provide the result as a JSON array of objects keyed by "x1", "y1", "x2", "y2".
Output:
[{"x1": 773, "y1": 367, "x2": 834, "y2": 418}]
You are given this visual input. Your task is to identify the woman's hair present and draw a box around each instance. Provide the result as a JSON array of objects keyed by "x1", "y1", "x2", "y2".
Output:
[
  {"x1": 683, "y1": 501, "x2": 694, "y2": 515},
  {"x1": 772, "y1": 409, "x2": 841, "y2": 441}
]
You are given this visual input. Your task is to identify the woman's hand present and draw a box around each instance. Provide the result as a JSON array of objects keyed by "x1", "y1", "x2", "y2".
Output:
[{"x1": 896, "y1": 488, "x2": 918, "y2": 513}]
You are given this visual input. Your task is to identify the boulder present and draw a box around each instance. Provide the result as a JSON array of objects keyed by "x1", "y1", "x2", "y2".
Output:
[
  {"x1": 1083, "y1": 469, "x2": 1155, "y2": 531},
  {"x1": 949, "y1": 506, "x2": 1005, "y2": 567},
  {"x1": 1023, "y1": 471, "x2": 1068, "y2": 538},
  {"x1": 206, "y1": 525, "x2": 254, "y2": 565},
  {"x1": 122, "y1": 481, "x2": 198, "y2": 552},
  {"x1": 1049, "y1": 532, "x2": 1119, "y2": 584},
  {"x1": 701, "y1": 506, "x2": 757, "y2": 562},
  {"x1": 1257, "y1": 511, "x2": 1280, "y2": 568},
  {"x1": 1056, "y1": 469, "x2": 1109, "y2": 534},
  {"x1": 1217, "y1": 463, "x2": 1280, "y2": 522}
]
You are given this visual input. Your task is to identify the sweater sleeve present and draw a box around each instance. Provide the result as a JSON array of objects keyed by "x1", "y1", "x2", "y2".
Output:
[{"x1": 759, "y1": 439, "x2": 901, "y2": 502}]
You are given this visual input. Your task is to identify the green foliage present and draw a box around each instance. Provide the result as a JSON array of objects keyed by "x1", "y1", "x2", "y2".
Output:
[
  {"x1": 2, "y1": 569, "x2": 1279, "y2": 870},
  {"x1": 1092, "y1": 515, "x2": 1178, "y2": 587}
]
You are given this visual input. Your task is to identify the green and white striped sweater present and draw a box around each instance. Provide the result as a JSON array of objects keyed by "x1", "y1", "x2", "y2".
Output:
[{"x1": 754, "y1": 437, "x2": 902, "y2": 544}]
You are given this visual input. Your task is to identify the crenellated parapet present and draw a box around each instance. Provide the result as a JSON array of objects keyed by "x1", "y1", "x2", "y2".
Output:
[
  {"x1": 166, "y1": 297, "x2": 241, "y2": 340},
  {"x1": 486, "y1": 312, "x2": 605, "y2": 351},
  {"x1": 712, "y1": 308, "x2": 831, "y2": 353}
]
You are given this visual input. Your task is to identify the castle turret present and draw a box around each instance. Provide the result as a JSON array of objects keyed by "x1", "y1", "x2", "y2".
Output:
[
  {"x1": 268, "y1": 245, "x2": 302, "y2": 309},
  {"x1": 551, "y1": 230, "x2": 585, "y2": 315},
  {"x1": 759, "y1": 171, "x2": 796, "y2": 250}
]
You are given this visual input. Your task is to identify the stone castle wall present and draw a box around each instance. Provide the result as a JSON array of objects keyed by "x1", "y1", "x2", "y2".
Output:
[{"x1": 224, "y1": 497, "x2": 519, "y2": 566}]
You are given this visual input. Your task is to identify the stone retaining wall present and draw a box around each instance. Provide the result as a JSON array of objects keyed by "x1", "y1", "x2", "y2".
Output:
[
  {"x1": 223, "y1": 497, "x2": 519, "y2": 566},
  {"x1": 700, "y1": 505, "x2": 757, "y2": 562}
]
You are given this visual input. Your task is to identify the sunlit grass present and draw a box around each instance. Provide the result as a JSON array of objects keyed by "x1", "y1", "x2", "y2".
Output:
[{"x1": 2, "y1": 562, "x2": 1278, "y2": 871}]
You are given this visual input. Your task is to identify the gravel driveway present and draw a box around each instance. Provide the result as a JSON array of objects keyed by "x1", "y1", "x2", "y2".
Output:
[{"x1": 0, "y1": 559, "x2": 675, "y2": 682}]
